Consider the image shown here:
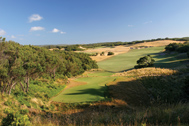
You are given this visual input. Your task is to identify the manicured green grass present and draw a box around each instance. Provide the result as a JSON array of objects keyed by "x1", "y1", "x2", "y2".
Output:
[
  {"x1": 52, "y1": 73, "x2": 117, "y2": 103},
  {"x1": 98, "y1": 47, "x2": 165, "y2": 72},
  {"x1": 87, "y1": 71, "x2": 114, "y2": 77},
  {"x1": 98, "y1": 46, "x2": 189, "y2": 72}
]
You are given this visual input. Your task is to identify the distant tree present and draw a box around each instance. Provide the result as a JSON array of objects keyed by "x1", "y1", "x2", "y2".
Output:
[
  {"x1": 134, "y1": 55, "x2": 155, "y2": 69},
  {"x1": 100, "y1": 52, "x2": 105, "y2": 56},
  {"x1": 107, "y1": 52, "x2": 114, "y2": 55}
]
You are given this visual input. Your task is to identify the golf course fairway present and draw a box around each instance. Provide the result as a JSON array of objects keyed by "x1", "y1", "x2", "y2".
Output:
[{"x1": 52, "y1": 72, "x2": 116, "y2": 103}]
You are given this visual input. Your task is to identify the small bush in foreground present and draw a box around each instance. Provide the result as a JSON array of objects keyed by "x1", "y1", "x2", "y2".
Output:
[{"x1": 2, "y1": 109, "x2": 31, "y2": 126}]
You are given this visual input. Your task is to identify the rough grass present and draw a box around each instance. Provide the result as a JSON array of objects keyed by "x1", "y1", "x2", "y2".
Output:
[
  {"x1": 31, "y1": 101, "x2": 189, "y2": 126},
  {"x1": 113, "y1": 67, "x2": 177, "y2": 77},
  {"x1": 130, "y1": 40, "x2": 184, "y2": 48}
]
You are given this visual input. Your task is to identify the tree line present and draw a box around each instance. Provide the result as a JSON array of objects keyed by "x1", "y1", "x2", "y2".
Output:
[
  {"x1": 43, "y1": 37, "x2": 189, "y2": 50},
  {"x1": 0, "y1": 37, "x2": 98, "y2": 95}
]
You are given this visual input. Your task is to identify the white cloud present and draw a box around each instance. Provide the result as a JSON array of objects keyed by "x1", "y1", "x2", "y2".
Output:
[
  {"x1": 0, "y1": 29, "x2": 6, "y2": 35},
  {"x1": 11, "y1": 35, "x2": 16, "y2": 38},
  {"x1": 128, "y1": 25, "x2": 133, "y2": 27},
  {"x1": 29, "y1": 14, "x2": 43, "y2": 23},
  {"x1": 52, "y1": 28, "x2": 60, "y2": 33},
  {"x1": 60, "y1": 31, "x2": 66, "y2": 34},
  {"x1": 144, "y1": 21, "x2": 152, "y2": 24},
  {"x1": 30, "y1": 26, "x2": 45, "y2": 31},
  {"x1": 52, "y1": 28, "x2": 66, "y2": 34}
]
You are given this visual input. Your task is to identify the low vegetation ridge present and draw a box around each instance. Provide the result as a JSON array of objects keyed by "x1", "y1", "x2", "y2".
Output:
[{"x1": 43, "y1": 37, "x2": 187, "y2": 50}]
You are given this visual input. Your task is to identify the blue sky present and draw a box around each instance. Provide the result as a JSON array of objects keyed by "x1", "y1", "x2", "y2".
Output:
[{"x1": 1, "y1": 0, "x2": 189, "y2": 45}]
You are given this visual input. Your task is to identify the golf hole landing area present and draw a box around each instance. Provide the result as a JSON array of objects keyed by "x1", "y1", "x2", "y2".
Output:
[{"x1": 51, "y1": 75, "x2": 116, "y2": 103}]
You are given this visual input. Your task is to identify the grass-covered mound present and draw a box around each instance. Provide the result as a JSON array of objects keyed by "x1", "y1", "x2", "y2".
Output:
[{"x1": 109, "y1": 67, "x2": 189, "y2": 104}]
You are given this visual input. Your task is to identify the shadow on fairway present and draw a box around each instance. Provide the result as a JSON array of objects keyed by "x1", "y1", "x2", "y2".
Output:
[{"x1": 65, "y1": 87, "x2": 105, "y2": 97}]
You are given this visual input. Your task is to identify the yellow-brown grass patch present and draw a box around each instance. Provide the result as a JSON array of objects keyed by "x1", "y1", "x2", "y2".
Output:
[
  {"x1": 30, "y1": 98, "x2": 44, "y2": 106},
  {"x1": 113, "y1": 67, "x2": 177, "y2": 77},
  {"x1": 87, "y1": 46, "x2": 130, "y2": 61},
  {"x1": 65, "y1": 79, "x2": 87, "y2": 89},
  {"x1": 130, "y1": 40, "x2": 184, "y2": 48}
]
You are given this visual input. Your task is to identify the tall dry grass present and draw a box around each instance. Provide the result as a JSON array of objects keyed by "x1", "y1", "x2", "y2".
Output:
[
  {"x1": 113, "y1": 67, "x2": 177, "y2": 77},
  {"x1": 30, "y1": 102, "x2": 189, "y2": 126}
]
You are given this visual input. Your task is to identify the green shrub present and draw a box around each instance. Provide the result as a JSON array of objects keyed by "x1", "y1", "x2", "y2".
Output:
[
  {"x1": 50, "y1": 104, "x2": 55, "y2": 110},
  {"x1": 20, "y1": 109, "x2": 29, "y2": 115},
  {"x1": 2, "y1": 111, "x2": 31, "y2": 126},
  {"x1": 100, "y1": 52, "x2": 104, "y2": 56},
  {"x1": 165, "y1": 43, "x2": 181, "y2": 51},
  {"x1": 4, "y1": 99, "x2": 12, "y2": 106},
  {"x1": 107, "y1": 52, "x2": 114, "y2": 55},
  {"x1": 134, "y1": 55, "x2": 155, "y2": 69}
]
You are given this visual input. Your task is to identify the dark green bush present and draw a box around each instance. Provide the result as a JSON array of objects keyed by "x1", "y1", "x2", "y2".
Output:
[
  {"x1": 100, "y1": 52, "x2": 104, "y2": 56},
  {"x1": 107, "y1": 52, "x2": 114, "y2": 55},
  {"x1": 165, "y1": 42, "x2": 189, "y2": 53},
  {"x1": 134, "y1": 55, "x2": 155, "y2": 69},
  {"x1": 2, "y1": 110, "x2": 31, "y2": 126},
  {"x1": 165, "y1": 43, "x2": 181, "y2": 51}
]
